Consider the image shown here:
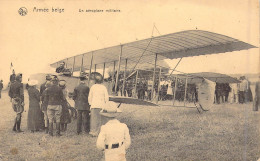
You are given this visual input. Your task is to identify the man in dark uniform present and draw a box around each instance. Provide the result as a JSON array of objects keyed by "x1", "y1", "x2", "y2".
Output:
[
  {"x1": 44, "y1": 76, "x2": 64, "y2": 136},
  {"x1": 10, "y1": 70, "x2": 16, "y2": 84},
  {"x1": 73, "y1": 75, "x2": 90, "y2": 135},
  {"x1": 253, "y1": 76, "x2": 260, "y2": 111},
  {"x1": 215, "y1": 83, "x2": 222, "y2": 104},
  {"x1": 8, "y1": 73, "x2": 24, "y2": 132},
  {"x1": 40, "y1": 74, "x2": 52, "y2": 97},
  {"x1": 0, "y1": 80, "x2": 3, "y2": 99}
]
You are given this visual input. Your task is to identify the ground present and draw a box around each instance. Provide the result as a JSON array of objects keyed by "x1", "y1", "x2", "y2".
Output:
[{"x1": 0, "y1": 91, "x2": 259, "y2": 161}]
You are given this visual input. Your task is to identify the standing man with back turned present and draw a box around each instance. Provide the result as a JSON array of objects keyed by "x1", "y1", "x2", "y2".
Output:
[
  {"x1": 44, "y1": 76, "x2": 64, "y2": 136},
  {"x1": 9, "y1": 73, "x2": 24, "y2": 132},
  {"x1": 73, "y1": 75, "x2": 90, "y2": 135}
]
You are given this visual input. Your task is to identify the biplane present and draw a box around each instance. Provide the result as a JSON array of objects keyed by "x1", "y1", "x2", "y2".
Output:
[{"x1": 48, "y1": 30, "x2": 256, "y2": 111}]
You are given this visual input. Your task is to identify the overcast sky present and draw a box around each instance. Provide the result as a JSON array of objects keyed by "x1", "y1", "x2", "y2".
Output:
[{"x1": 0, "y1": 0, "x2": 259, "y2": 84}]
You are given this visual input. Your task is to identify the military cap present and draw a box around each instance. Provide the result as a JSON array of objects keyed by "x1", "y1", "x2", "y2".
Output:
[
  {"x1": 46, "y1": 74, "x2": 52, "y2": 81},
  {"x1": 59, "y1": 80, "x2": 66, "y2": 87}
]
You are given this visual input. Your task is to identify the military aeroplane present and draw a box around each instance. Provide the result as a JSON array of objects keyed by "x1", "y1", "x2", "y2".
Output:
[{"x1": 47, "y1": 30, "x2": 256, "y2": 112}]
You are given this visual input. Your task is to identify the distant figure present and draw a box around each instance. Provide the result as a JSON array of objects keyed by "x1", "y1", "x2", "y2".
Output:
[
  {"x1": 125, "y1": 81, "x2": 133, "y2": 97},
  {"x1": 223, "y1": 83, "x2": 231, "y2": 102},
  {"x1": 0, "y1": 80, "x2": 3, "y2": 99},
  {"x1": 9, "y1": 73, "x2": 24, "y2": 132},
  {"x1": 44, "y1": 76, "x2": 64, "y2": 136},
  {"x1": 27, "y1": 80, "x2": 43, "y2": 133},
  {"x1": 253, "y1": 76, "x2": 260, "y2": 111},
  {"x1": 97, "y1": 105, "x2": 131, "y2": 161},
  {"x1": 215, "y1": 83, "x2": 222, "y2": 104},
  {"x1": 9, "y1": 69, "x2": 16, "y2": 84},
  {"x1": 73, "y1": 75, "x2": 90, "y2": 135},
  {"x1": 25, "y1": 79, "x2": 30, "y2": 90},
  {"x1": 59, "y1": 80, "x2": 71, "y2": 132},
  {"x1": 229, "y1": 83, "x2": 238, "y2": 104},
  {"x1": 238, "y1": 76, "x2": 248, "y2": 104},
  {"x1": 88, "y1": 72, "x2": 109, "y2": 137}
]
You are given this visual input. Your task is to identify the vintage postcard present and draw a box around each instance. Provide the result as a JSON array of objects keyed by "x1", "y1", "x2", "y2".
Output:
[{"x1": 0, "y1": 0, "x2": 259, "y2": 160}]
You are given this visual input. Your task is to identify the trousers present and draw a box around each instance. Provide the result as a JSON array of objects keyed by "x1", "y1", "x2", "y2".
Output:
[
  {"x1": 90, "y1": 108, "x2": 102, "y2": 136},
  {"x1": 77, "y1": 110, "x2": 90, "y2": 133},
  {"x1": 47, "y1": 105, "x2": 62, "y2": 123}
]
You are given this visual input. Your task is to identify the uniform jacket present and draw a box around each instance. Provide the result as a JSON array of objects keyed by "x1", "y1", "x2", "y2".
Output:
[
  {"x1": 44, "y1": 84, "x2": 64, "y2": 105},
  {"x1": 0, "y1": 82, "x2": 3, "y2": 90},
  {"x1": 41, "y1": 89, "x2": 48, "y2": 111},
  {"x1": 97, "y1": 119, "x2": 131, "y2": 161},
  {"x1": 10, "y1": 74, "x2": 16, "y2": 83},
  {"x1": 88, "y1": 84, "x2": 109, "y2": 109},
  {"x1": 40, "y1": 82, "x2": 47, "y2": 96},
  {"x1": 256, "y1": 80, "x2": 260, "y2": 100},
  {"x1": 73, "y1": 82, "x2": 90, "y2": 110},
  {"x1": 239, "y1": 79, "x2": 249, "y2": 92},
  {"x1": 9, "y1": 81, "x2": 24, "y2": 102}
]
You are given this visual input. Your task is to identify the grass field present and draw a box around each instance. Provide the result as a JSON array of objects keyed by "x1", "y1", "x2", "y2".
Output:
[{"x1": 0, "y1": 91, "x2": 259, "y2": 161}]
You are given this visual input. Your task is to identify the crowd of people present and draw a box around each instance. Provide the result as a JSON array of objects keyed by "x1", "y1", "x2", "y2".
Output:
[
  {"x1": 8, "y1": 70, "x2": 131, "y2": 161},
  {"x1": 3, "y1": 63, "x2": 259, "y2": 160},
  {"x1": 112, "y1": 74, "x2": 256, "y2": 107}
]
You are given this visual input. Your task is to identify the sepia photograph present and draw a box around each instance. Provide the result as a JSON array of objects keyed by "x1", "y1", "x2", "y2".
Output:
[{"x1": 0, "y1": 0, "x2": 259, "y2": 160}]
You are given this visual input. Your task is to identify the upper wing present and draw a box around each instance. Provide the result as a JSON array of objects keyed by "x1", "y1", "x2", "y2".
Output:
[{"x1": 50, "y1": 30, "x2": 256, "y2": 72}]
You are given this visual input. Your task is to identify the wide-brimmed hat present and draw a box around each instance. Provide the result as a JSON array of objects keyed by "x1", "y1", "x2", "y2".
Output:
[
  {"x1": 100, "y1": 101, "x2": 122, "y2": 118},
  {"x1": 90, "y1": 72, "x2": 103, "y2": 83},
  {"x1": 28, "y1": 80, "x2": 38, "y2": 86}
]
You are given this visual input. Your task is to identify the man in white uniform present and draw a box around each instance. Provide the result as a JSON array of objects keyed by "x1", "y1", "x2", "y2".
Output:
[{"x1": 97, "y1": 106, "x2": 131, "y2": 161}]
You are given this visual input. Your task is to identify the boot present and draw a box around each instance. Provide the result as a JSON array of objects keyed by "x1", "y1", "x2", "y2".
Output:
[
  {"x1": 16, "y1": 120, "x2": 23, "y2": 133},
  {"x1": 12, "y1": 120, "x2": 17, "y2": 132},
  {"x1": 60, "y1": 123, "x2": 64, "y2": 132},
  {"x1": 56, "y1": 123, "x2": 62, "y2": 137},
  {"x1": 49, "y1": 123, "x2": 53, "y2": 136}
]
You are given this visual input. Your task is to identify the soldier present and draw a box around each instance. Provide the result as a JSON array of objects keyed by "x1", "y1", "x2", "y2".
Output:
[
  {"x1": 9, "y1": 73, "x2": 24, "y2": 132},
  {"x1": 253, "y1": 76, "x2": 260, "y2": 111},
  {"x1": 9, "y1": 69, "x2": 16, "y2": 84},
  {"x1": 59, "y1": 80, "x2": 71, "y2": 132},
  {"x1": 40, "y1": 74, "x2": 52, "y2": 96},
  {"x1": 239, "y1": 76, "x2": 248, "y2": 104},
  {"x1": 97, "y1": 105, "x2": 131, "y2": 161},
  {"x1": 0, "y1": 80, "x2": 3, "y2": 99},
  {"x1": 41, "y1": 81, "x2": 52, "y2": 133},
  {"x1": 73, "y1": 75, "x2": 90, "y2": 135},
  {"x1": 44, "y1": 76, "x2": 64, "y2": 136}
]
